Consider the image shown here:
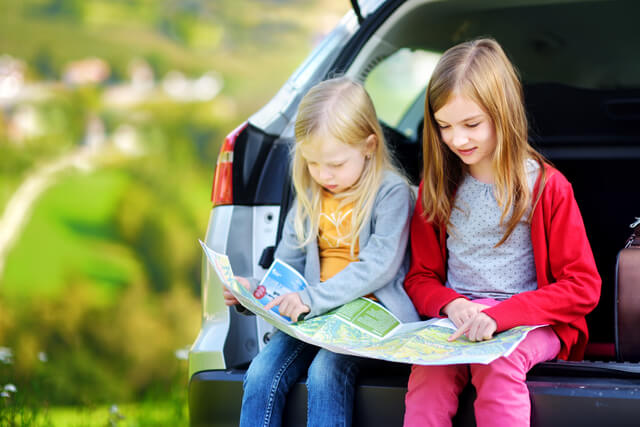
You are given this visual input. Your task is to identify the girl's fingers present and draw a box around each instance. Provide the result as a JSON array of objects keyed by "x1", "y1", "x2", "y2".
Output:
[
  {"x1": 291, "y1": 304, "x2": 310, "y2": 322},
  {"x1": 256, "y1": 292, "x2": 310, "y2": 320},
  {"x1": 272, "y1": 294, "x2": 309, "y2": 321},
  {"x1": 280, "y1": 299, "x2": 292, "y2": 316},
  {"x1": 290, "y1": 308, "x2": 303, "y2": 323},
  {"x1": 222, "y1": 289, "x2": 239, "y2": 306},
  {"x1": 450, "y1": 310, "x2": 471, "y2": 328},
  {"x1": 481, "y1": 315, "x2": 497, "y2": 340},
  {"x1": 466, "y1": 320, "x2": 477, "y2": 341},
  {"x1": 448, "y1": 320, "x2": 470, "y2": 341},
  {"x1": 468, "y1": 315, "x2": 496, "y2": 341},
  {"x1": 449, "y1": 313, "x2": 496, "y2": 342},
  {"x1": 281, "y1": 301, "x2": 297, "y2": 319},
  {"x1": 264, "y1": 295, "x2": 283, "y2": 311}
]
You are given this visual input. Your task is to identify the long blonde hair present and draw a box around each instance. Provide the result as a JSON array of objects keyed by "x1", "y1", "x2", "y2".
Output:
[
  {"x1": 422, "y1": 38, "x2": 546, "y2": 246},
  {"x1": 292, "y1": 77, "x2": 400, "y2": 252}
]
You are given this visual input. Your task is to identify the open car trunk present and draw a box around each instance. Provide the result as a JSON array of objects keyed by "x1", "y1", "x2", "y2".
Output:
[
  {"x1": 189, "y1": 83, "x2": 640, "y2": 427},
  {"x1": 189, "y1": 2, "x2": 640, "y2": 425}
]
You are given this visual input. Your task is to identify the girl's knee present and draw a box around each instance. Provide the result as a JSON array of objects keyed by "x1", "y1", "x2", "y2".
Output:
[
  {"x1": 244, "y1": 349, "x2": 285, "y2": 393},
  {"x1": 243, "y1": 360, "x2": 269, "y2": 392},
  {"x1": 307, "y1": 351, "x2": 357, "y2": 389},
  {"x1": 306, "y1": 352, "x2": 331, "y2": 388},
  {"x1": 408, "y1": 364, "x2": 467, "y2": 388},
  {"x1": 470, "y1": 360, "x2": 528, "y2": 397}
]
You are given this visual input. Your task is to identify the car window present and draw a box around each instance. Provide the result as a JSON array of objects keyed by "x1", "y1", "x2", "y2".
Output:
[{"x1": 364, "y1": 48, "x2": 440, "y2": 139}]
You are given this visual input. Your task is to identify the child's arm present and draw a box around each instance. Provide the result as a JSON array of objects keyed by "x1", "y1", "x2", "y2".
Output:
[
  {"x1": 403, "y1": 182, "x2": 467, "y2": 318},
  {"x1": 482, "y1": 171, "x2": 601, "y2": 331},
  {"x1": 297, "y1": 178, "x2": 413, "y2": 319}
]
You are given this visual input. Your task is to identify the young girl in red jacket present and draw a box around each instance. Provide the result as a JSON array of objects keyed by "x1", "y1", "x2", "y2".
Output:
[{"x1": 403, "y1": 38, "x2": 601, "y2": 427}]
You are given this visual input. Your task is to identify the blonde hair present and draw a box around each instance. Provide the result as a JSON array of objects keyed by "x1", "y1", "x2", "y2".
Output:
[
  {"x1": 292, "y1": 77, "x2": 400, "y2": 252},
  {"x1": 422, "y1": 38, "x2": 547, "y2": 246}
]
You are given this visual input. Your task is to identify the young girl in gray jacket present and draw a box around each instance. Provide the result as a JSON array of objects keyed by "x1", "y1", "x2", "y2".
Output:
[{"x1": 224, "y1": 76, "x2": 419, "y2": 427}]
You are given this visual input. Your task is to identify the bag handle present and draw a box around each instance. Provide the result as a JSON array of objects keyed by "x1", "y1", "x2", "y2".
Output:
[{"x1": 625, "y1": 217, "x2": 640, "y2": 248}]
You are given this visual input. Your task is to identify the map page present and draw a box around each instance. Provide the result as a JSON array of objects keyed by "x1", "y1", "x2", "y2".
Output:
[{"x1": 200, "y1": 241, "x2": 541, "y2": 365}]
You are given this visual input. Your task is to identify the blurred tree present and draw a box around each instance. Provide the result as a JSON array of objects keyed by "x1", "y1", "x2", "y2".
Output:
[
  {"x1": 33, "y1": 47, "x2": 57, "y2": 80},
  {"x1": 28, "y1": 0, "x2": 85, "y2": 20}
]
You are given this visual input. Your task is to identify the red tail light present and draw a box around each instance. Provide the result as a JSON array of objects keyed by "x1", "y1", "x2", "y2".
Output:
[{"x1": 211, "y1": 122, "x2": 248, "y2": 206}]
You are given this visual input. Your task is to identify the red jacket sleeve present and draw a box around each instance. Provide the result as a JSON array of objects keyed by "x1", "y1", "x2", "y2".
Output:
[
  {"x1": 404, "y1": 182, "x2": 466, "y2": 317},
  {"x1": 483, "y1": 170, "x2": 601, "y2": 334}
]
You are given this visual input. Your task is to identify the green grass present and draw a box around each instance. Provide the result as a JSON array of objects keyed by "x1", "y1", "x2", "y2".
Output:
[
  {"x1": 2, "y1": 399, "x2": 189, "y2": 427},
  {"x1": 48, "y1": 400, "x2": 189, "y2": 426},
  {"x1": 1, "y1": 168, "x2": 143, "y2": 301}
]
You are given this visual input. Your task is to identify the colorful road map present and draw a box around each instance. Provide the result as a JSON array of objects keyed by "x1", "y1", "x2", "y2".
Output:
[{"x1": 200, "y1": 242, "x2": 541, "y2": 365}]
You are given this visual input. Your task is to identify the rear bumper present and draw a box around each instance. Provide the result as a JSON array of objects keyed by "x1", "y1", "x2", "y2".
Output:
[
  {"x1": 188, "y1": 362, "x2": 640, "y2": 427},
  {"x1": 188, "y1": 368, "x2": 414, "y2": 427}
]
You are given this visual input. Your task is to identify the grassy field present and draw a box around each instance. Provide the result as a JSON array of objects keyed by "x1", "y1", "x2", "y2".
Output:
[
  {"x1": 3, "y1": 168, "x2": 136, "y2": 299},
  {"x1": 0, "y1": 0, "x2": 350, "y2": 424},
  {"x1": 3, "y1": 397, "x2": 190, "y2": 426},
  {"x1": 3, "y1": 395, "x2": 190, "y2": 426}
]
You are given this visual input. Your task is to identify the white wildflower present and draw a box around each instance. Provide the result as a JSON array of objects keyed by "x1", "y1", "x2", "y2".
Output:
[
  {"x1": 109, "y1": 404, "x2": 125, "y2": 425},
  {"x1": 38, "y1": 352, "x2": 48, "y2": 362},
  {"x1": 0, "y1": 347, "x2": 12, "y2": 364},
  {"x1": 4, "y1": 384, "x2": 16, "y2": 393},
  {"x1": 1, "y1": 391, "x2": 9, "y2": 398}
]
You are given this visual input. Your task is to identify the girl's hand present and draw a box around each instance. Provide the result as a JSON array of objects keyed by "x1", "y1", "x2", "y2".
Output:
[
  {"x1": 442, "y1": 298, "x2": 489, "y2": 328},
  {"x1": 264, "y1": 293, "x2": 310, "y2": 322},
  {"x1": 448, "y1": 312, "x2": 497, "y2": 342},
  {"x1": 222, "y1": 276, "x2": 251, "y2": 306}
]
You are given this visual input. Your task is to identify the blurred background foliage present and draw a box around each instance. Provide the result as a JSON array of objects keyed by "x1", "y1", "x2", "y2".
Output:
[{"x1": 0, "y1": 0, "x2": 349, "y2": 424}]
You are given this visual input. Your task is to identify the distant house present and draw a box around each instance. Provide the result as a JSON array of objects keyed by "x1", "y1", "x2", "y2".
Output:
[
  {"x1": 0, "y1": 55, "x2": 25, "y2": 102},
  {"x1": 63, "y1": 58, "x2": 110, "y2": 85},
  {"x1": 161, "y1": 70, "x2": 223, "y2": 102},
  {"x1": 129, "y1": 58, "x2": 154, "y2": 92},
  {"x1": 103, "y1": 59, "x2": 155, "y2": 107},
  {"x1": 7, "y1": 105, "x2": 42, "y2": 143}
]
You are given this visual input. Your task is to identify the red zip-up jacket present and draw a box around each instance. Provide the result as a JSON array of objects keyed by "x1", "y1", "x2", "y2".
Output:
[{"x1": 404, "y1": 165, "x2": 601, "y2": 360}]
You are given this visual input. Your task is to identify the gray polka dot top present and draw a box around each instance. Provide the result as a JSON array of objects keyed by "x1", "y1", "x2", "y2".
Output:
[{"x1": 445, "y1": 159, "x2": 540, "y2": 300}]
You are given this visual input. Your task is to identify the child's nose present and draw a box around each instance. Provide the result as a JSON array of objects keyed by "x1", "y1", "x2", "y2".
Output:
[
  {"x1": 452, "y1": 128, "x2": 469, "y2": 147},
  {"x1": 319, "y1": 167, "x2": 333, "y2": 180}
]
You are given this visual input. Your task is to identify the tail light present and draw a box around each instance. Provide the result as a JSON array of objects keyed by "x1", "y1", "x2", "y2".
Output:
[{"x1": 211, "y1": 122, "x2": 248, "y2": 206}]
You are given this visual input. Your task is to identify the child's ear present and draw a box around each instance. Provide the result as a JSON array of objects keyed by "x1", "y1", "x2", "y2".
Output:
[{"x1": 364, "y1": 134, "x2": 377, "y2": 156}]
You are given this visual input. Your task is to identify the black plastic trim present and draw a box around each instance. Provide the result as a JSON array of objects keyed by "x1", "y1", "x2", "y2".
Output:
[
  {"x1": 189, "y1": 363, "x2": 640, "y2": 427},
  {"x1": 232, "y1": 123, "x2": 284, "y2": 205}
]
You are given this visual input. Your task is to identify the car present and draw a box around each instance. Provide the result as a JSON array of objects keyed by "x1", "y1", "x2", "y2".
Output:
[{"x1": 188, "y1": 0, "x2": 640, "y2": 425}]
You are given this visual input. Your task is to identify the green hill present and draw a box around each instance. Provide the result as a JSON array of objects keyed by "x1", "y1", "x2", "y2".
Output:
[{"x1": 0, "y1": 0, "x2": 349, "y2": 421}]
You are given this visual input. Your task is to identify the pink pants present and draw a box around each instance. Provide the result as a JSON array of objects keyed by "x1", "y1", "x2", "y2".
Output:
[{"x1": 403, "y1": 308, "x2": 561, "y2": 427}]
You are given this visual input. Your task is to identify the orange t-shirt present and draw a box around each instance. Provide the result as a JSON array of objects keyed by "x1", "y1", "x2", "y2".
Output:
[{"x1": 318, "y1": 190, "x2": 359, "y2": 282}]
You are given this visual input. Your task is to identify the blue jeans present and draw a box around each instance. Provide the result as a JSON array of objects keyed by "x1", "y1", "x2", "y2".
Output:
[{"x1": 239, "y1": 331, "x2": 365, "y2": 427}]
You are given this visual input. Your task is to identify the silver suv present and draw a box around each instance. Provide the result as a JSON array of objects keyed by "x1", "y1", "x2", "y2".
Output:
[{"x1": 189, "y1": 1, "x2": 640, "y2": 425}]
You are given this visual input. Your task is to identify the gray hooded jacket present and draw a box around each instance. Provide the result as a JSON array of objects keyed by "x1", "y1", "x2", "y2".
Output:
[{"x1": 267, "y1": 170, "x2": 420, "y2": 322}]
